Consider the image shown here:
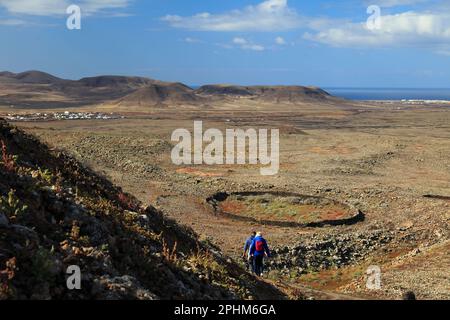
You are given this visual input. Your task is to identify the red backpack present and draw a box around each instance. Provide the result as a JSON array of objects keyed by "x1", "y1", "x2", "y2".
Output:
[{"x1": 255, "y1": 240, "x2": 264, "y2": 252}]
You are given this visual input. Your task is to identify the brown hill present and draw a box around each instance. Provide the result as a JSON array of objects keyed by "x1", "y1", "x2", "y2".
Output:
[
  {"x1": 114, "y1": 83, "x2": 202, "y2": 107},
  {"x1": 0, "y1": 72, "x2": 17, "y2": 83},
  {"x1": 0, "y1": 72, "x2": 171, "y2": 107},
  {"x1": 251, "y1": 86, "x2": 333, "y2": 103},
  {"x1": 0, "y1": 71, "x2": 66, "y2": 84},
  {"x1": 195, "y1": 85, "x2": 253, "y2": 96},
  {"x1": 78, "y1": 75, "x2": 159, "y2": 90},
  {"x1": 196, "y1": 84, "x2": 334, "y2": 103},
  {"x1": 55, "y1": 76, "x2": 162, "y2": 102}
]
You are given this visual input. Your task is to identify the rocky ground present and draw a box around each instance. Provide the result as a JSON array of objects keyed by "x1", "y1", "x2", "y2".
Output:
[
  {"x1": 0, "y1": 119, "x2": 286, "y2": 300},
  {"x1": 6, "y1": 98, "x2": 450, "y2": 300}
]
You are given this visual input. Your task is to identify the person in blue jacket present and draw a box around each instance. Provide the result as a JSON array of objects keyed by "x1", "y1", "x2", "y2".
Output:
[
  {"x1": 249, "y1": 232, "x2": 271, "y2": 276},
  {"x1": 243, "y1": 231, "x2": 256, "y2": 272}
]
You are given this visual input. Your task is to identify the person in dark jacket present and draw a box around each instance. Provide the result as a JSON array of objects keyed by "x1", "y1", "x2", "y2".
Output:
[
  {"x1": 243, "y1": 232, "x2": 256, "y2": 272},
  {"x1": 249, "y1": 232, "x2": 271, "y2": 276}
]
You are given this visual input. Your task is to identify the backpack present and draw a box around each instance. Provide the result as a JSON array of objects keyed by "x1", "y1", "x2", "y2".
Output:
[{"x1": 255, "y1": 240, "x2": 264, "y2": 252}]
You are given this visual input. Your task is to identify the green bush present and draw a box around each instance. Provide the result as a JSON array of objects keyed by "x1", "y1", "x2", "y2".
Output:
[{"x1": 0, "y1": 190, "x2": 28, "y2": 221}]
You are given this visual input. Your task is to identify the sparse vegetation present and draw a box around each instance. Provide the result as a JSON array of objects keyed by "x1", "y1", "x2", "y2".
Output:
[
  {"x1": 1, "y1": 69, "x2": 448, "y2": 300},
  {"x1": 0, "y1": 119, "x2": 283, "y2": 300},
  {"x1": 218, "y1": 193, "x2": 353, "y2": 224},
  {"x1": 1, "y1": 140, "x2": 17, "y2": 172},
  {"x1": 0, "y1": 258, "x2": 17, "y2": 299},
  {"x1": 162, "y1": 239, "x2": 178, "y2": 264},
  {"x1": 0, "y1": 190, "x2": 28, "y2": 222}
]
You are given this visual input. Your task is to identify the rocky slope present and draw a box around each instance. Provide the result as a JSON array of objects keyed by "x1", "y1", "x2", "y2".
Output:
[
  {"x1": 0, "y1": 118, "x2": 284, "y2": 300},
  {"x1": 268, "y1": 230, "x2": 395, "y2": 274}
]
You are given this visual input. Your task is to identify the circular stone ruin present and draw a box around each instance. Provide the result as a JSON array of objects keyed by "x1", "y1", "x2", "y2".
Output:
[{"x1": 207, "y1": 192, "x2": 364, "y2": 228}]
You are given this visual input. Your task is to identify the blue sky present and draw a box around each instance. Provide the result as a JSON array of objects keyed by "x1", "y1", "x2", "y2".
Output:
[{"x1": 1, "y1": 0, "x2": 450, "y2": 87}]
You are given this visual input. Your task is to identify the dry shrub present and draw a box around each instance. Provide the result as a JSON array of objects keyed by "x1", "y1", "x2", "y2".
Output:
[
  {"x1": 1, "y1": 140, "x2": 16, "y2": 172},
  {"x1": 162, "y1": 240, "x2": 178, "y2": 263}
]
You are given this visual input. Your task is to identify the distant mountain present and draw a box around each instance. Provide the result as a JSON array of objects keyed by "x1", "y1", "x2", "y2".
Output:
[
  {"x1": 0, "y1": 71, "x2": 16, "y2": 78},
  {"x1": 114, "y1": 82, "x2": 202, "y2": 107},
  {"x1": 0, "y1": 71, "x2": 169, "y2": 107},
  {"x1": 0, "y1": 70, "x2": 66, "y2": 84},
  {"x1": 0, "y1": 71, "x2": 158, "y2": 89},
  {"x1": 0, "y1": 70, "x2": 339, "y2": 108},
  {"x1": 195, "y1": 85, "x2": 254, "y2": 97},
  {"x1": 251, "y1": 86, "x2": 333, "y2": 102},
  {"x1": 196, "y1": 84, "x2": 334, "y2": 102},
  {"x1": 78, "y1": 75, "x2": 159, "y2": 89}
]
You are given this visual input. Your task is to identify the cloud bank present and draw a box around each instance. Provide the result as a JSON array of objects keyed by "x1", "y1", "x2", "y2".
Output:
[
  {"x1": 304, "y1": 11, "x2": 450, "y2": 50},
  {"x1": 0, "y1": 0, "x2": 131, "y2": 16},
  {"x1": 162, "y1": 0, "x2": 302, "y2": 32},
  {"x1": 163, "y1": 0, "x2": 450, "y2": 54}
]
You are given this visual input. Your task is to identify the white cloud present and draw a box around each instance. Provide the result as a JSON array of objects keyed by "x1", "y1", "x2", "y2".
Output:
[
  {"x1": 81, "y1": 0, "x2": 130, "y2": 14},
  {"x1": 0, "y1": 0, "x2": 68, "y2": 15},
  {"x1": 0, "y1": 0, "x2": 131, "y2": 16},
  {"x1": 162, "y1": 0, "x2": 302, "y2": 32},
  {"x1": 230, "y1": 37, "x2": 265, "y2": 51},
  {"x1": 275, "y1": 36, "x2": 286, "y2": 45},
  {"x1": 304, "y1": 11, "x2": 450, "y2": 52},
  {"x1": 233, "y1": 37, "x2": 248, "y2": 45},
  {"x1": 163, "y1": 0, "x2": 450, "y2": 55},
  {"x1": 363, "y1": 0, "x2": 427, "y2": 8}
]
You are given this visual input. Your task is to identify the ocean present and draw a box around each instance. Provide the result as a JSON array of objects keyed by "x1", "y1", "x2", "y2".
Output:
[
  {"x1": 190, "y1": 86, "x2": 450, "y2": 101},
  {"x1": 324, "y1": 88, "x2": 450, "y2": 101}
]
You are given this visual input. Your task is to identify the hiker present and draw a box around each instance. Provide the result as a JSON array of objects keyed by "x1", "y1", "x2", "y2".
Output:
[
  {"x1": 249, "y1": 232, "x2": 271, "y2": 276},
  {"x1": 243, "y1": 232, "x2": 256, "y2": 272}
]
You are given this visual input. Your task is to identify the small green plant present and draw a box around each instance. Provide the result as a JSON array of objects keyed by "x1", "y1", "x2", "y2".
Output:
[
  {"x1": 31, "y1": 167, "x2": 54, "y2": 185},
  {"x1": 289, "y1": 269, "x2": 299, "y2": 279},
  {"x1": 0, "y1": 190, "x2": 28, "y2": 221},
  {"x1": 38, "y1": 168, "x2": 53, "y2": 184}
]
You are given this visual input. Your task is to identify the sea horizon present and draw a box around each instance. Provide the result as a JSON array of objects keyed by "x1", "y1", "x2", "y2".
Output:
[
  {"x1": 189, "y1": 86, "x2": 450, "y2": 101},
  {"x1": 324, "y1": 87, "x2": 450, "y2": 101}
]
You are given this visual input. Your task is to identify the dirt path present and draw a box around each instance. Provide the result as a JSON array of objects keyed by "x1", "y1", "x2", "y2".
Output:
[{"x1": 266, "y1": 279, "x2": 367, "y2": 300}]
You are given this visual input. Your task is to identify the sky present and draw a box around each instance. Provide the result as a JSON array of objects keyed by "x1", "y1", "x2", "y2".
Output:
[{"x1": 1, "y1": 0, "x2": 450, "y2": 87}]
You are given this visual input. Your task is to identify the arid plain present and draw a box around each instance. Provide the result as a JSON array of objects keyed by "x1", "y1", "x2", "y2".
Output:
[{"x1": 1, "y1": 71, "x2": 449, "y2": 299}]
